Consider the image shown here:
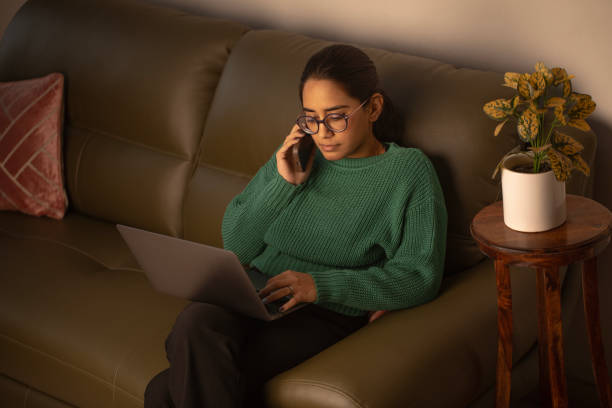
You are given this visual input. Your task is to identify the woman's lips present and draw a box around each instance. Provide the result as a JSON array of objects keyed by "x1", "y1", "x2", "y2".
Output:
[{"x1": 320, "y1": 144, "x2": 340, "y2": 152}]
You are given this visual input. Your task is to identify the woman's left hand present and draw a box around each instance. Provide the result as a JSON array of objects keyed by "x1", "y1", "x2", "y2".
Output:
[{"x1": 259, "y1": 270, "x2": 317, "y2": 312}]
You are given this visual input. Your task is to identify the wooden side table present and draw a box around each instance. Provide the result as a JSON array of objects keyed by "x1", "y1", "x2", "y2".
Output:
[{"x1": 470, "y1": 194, "x2": 612, "y2": 408}]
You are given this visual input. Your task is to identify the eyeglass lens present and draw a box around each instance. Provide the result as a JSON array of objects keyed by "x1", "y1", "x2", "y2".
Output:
[{"x1": 298, "y1": 114, "x2": 347, "y2": 134}]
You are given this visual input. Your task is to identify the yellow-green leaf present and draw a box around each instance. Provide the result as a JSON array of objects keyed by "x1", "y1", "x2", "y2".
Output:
[
  {"x1": 511, "y1": 95, "x2": 521, "y2": 109},
  {"x1": 571, "y1": 102, "x2": 596, "y2": 119},
  {"x1": 563, "y1": 80, "x2": 572, "y2": 97},
  {"x1": 553, "y1": 131, "x2": 584, "y2": 155},
  {"x1": 535, "y1": 62, "x2": 554, "y2": 84},
  {"x1": 551, "y1": 67, "x2": 569, "y2": 85},
  {"x1": 579, "y1": 99, "x2": 596, "y2": 119},
  {"x1": 568, "y1": 93, "x2": 596, "y2": 119},
  {"x1": 554, "y1": 105, "x2": 568, "y2": 126},
  {"x1": 545, "y1": 97, "x2": 565, "y2": 107},
  {"x1": 547, "y1": 149, "x2": 572, "y2": 181},
  {"x1": 491, "y1": 146, "x2": 523, "y2": 179},
  {"x1": 518, "y1": 73, "x2": 532, "y2": 99},
  {"x1": 494, "y1": 118, "x2": 508, "y2": 136},
  {"x1": 568, "y1": 92, "x2": 581, "y2": 105},
  {"x1": 528, "y1": 143, "x2": 552, "y2": 153},
  {"x1": 503, "y1": 72, "x2": 520, "y2": 89},
  {"x1": 570, "y1": 154, "x2": 590, "y2": 176},
  {"x1": 528, "y1": 101, "x2": 547, "y2": 115},
  {"x1": 568, "y1": 118, "x2": 591, "y2": 131},
  {"x1": 517, "y1": 107, "x2": 539, "y2": 141},
  {"x1": 529, "y1": 71, "x2": 547, "y2": 98},
  {"x1": 483, "y1": 98, "x2": 514, "y2": 120}
]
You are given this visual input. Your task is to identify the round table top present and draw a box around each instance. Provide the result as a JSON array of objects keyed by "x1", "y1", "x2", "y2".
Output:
[{"x1": 470, "y1": 194, "x2": 612, "y2": 254}]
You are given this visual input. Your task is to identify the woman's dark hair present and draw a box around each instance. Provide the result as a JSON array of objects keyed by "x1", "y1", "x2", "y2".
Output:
[{"x1": 299, "y1": 44, "x2": 402, "y2": 143}]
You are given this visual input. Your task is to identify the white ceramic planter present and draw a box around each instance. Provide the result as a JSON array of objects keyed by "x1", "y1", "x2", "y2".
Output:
[{"x1": 501, "y1": 154, "x2": 566, "y2": 232}]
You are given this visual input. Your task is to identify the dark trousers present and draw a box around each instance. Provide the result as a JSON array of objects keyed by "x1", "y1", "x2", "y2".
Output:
[{"x1": 144, "y1": 300, "x2": 368, "y2": 408}]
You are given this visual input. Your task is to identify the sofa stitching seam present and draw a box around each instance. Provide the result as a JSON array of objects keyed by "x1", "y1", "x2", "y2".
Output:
[
  {"x1": 0, "y1": 228, "x2": 141, "y2": 273},
  {"x1": 110, "y1": 334, "x2": 148, "y2": 406},
  {"x1": 1, "y1": 333, "x2": 142, "y2": 403},
  {"x1": 72, "y1": 131, "x2": 91, "y2": 211},
  {"x1": 23, "y1": 386, "x2": 30, "y2": 408},
  {"x1": 274, "y1": 379, "x2": 365, "y2": 408},
  {"x1": 68, "y1": 123, "x2": 190, "y2": 162},
  {"x1": 198, "y1": 162, "x2": 252, "y2": 180}
]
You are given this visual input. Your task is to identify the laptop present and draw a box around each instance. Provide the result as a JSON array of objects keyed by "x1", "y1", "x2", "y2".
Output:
[{"x1": 116, "y1": 224, "x2": 307, "y2": 321}]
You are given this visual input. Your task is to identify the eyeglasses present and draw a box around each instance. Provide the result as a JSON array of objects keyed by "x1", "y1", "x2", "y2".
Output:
[{"x1": 296, "y1": 98, "x2": 369, "y2": 135}]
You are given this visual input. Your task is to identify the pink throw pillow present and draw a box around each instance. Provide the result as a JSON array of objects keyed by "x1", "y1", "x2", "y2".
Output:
[{"x1": 0, "y1": 72, "x2": 68, "y2": 219}]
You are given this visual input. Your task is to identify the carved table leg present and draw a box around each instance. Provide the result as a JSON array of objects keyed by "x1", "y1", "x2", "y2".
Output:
[
  {"x1": 537, "y1": 266, "x2": 568, "y2": 408},
  {"x1": 495, "y1": 259, "x2": 512, "y2": 408},
  {"x1": 582, "y1": 257, "x2": 612, "y2": 408},
  {"x1": 537, "y1": 267, "x2": 551, "y2": 407}
]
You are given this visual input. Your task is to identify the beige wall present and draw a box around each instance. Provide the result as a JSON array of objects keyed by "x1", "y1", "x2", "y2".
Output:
[{"x1": 2, "y1": 0, "x2": 611, "y2": 393}]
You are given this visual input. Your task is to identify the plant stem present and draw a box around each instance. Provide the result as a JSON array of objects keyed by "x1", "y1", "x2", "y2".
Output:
[
  {"x1": 544, "y1": 119, "x2": 558, "y2": 146},
  {"x1": 534, "y1": 152, "x2": 541, "y2": 173},
  {"x1": 534, "y1": 111, "x2": 544, "y2": 173}
]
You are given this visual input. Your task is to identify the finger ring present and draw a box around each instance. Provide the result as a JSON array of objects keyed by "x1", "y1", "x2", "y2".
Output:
[{"x1": 287, "y1": 285, "x2": 294, "y2": 295}]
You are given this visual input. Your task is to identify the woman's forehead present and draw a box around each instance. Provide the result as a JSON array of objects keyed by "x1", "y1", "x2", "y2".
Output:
[{"x1": 302, "y1": 78, "x2": 356, "y2": 109}]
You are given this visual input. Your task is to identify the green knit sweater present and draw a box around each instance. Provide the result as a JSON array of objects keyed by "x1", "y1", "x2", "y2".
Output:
[{"x1": 222, "y1": 142, "x2": 447, "y2": 316}]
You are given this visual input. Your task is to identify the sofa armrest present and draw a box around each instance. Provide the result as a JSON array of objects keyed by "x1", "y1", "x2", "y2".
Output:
[{"x1": 265, "y1": 259, "x2": 547, "y2": 408}]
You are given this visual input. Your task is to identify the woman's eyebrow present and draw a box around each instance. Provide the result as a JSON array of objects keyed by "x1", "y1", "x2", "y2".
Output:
[{"x1": 303, "y1": 104, "x2": 349, "y2": 112}]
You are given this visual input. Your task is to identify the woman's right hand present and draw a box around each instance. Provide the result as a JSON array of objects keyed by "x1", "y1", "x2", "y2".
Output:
[{"x1": 276, "y1": 124, "x2": 316, "y2": 186}]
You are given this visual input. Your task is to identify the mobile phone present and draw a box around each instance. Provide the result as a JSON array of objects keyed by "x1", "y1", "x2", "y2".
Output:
[{"x1": 292, "y1": 133, "x2": 314, "y2": 172}]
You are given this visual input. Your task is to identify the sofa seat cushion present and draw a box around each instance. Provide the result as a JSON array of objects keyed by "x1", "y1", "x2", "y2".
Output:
[
  {"x1": 0, "y1": 211, "x2": 140, "y2": 271},
  {"x1": 0, "y1": 211, "x2": 188, "y2": 408}
]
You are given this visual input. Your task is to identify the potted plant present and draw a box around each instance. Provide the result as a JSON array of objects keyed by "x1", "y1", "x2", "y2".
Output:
[{"x1": 483, "y1": 62, "x2": 596, "y2": 232}]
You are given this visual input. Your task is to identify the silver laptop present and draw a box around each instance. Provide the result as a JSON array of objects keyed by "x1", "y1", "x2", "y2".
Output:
[{"x1": 116, "y1": 224, "x2": 306, "y2": 321}]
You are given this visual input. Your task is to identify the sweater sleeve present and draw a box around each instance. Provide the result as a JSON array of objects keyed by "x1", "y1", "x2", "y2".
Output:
[
  {"x1": 309, "y1": 197, "x2": 448, "y2": 311},
  {"x1": 221, "y1": 151, "x2": 306, "y2": 265}
]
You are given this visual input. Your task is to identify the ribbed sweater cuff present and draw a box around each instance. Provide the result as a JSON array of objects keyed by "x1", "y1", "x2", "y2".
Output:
[{"x1": 310, "y1": 270, "x2": 343, "y2": 304}]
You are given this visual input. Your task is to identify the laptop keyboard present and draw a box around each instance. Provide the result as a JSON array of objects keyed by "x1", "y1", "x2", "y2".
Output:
[{"x1": 246, "y1": 267, "x2": 291, "y2": 315}]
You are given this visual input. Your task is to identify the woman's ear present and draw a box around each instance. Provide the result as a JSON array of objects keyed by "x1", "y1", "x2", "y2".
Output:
[{"x1": 368, "y1": 92, "x2": 384, "y2": 122}]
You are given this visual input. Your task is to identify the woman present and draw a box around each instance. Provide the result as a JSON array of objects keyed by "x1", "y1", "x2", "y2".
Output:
[{"x1": 144, "y1": 44, "x2": 447, "y2": 408}]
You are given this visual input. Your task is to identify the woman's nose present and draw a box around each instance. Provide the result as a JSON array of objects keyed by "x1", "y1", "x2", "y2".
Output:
[{"x1": 319, "y1": 125, "x2": 333, "y2": 138}]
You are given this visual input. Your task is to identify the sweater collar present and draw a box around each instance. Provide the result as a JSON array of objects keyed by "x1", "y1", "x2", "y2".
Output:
[{"x1": 317, "y1": 142, "x2": 396, "y2": 169}]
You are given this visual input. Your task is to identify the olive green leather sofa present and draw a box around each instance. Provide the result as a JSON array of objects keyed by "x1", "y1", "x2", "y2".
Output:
[{"x1": 0, "y1": 0, "x2": 597, "y2": 407}]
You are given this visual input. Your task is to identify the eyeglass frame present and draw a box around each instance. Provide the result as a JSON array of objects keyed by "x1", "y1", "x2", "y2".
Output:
[{"x1": 296, "y1": 97, "x2": 370, "y2": 135}]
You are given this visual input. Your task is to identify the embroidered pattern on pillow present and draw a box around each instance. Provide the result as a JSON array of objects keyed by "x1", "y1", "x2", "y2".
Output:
[{"x1": 0, "y1": 72, "x2": 68, "y2": 219}]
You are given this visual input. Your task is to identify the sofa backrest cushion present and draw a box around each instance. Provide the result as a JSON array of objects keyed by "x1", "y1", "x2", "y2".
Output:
[
  {"x1": 0, "y1": 0, "x2": 248, "y2": 236},
  {"x1": 183, "y1": 31, "x2": 324, "y2": 247},
  {"x1": 185, "y1": 29, "x2": 596, "y2": 274}
]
